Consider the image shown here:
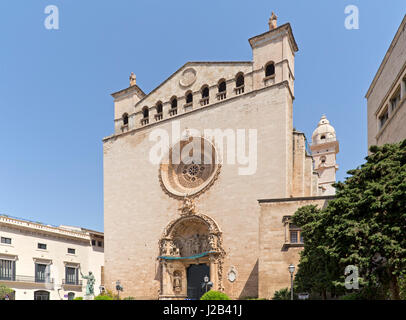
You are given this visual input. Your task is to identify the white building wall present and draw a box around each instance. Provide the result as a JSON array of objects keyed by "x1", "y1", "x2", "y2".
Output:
[{"x1": 0, "y1": 216, "x2": 104, "y2": 300}]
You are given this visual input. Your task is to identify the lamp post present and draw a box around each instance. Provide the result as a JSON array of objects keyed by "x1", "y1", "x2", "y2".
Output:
[
  {"x1": 115, "y1": 280, "x2": 123, "y2": 300},
  {"x1": 203, "y1": 275, "x2": 209, "y2": 294},
  {"x1": 99, "y1": 285, "x2": 105, "y2": 295},
  {"x1": 201, "y1": 275, "x2": 213, "y2": 296},
  {"x1": 288, "y1": 264, "x2": 295, "y2": 300}
]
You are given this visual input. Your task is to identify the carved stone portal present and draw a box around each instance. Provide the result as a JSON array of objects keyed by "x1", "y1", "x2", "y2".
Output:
[{"x1": 158, "y1": 213, "x2": 225, "y2": 299}]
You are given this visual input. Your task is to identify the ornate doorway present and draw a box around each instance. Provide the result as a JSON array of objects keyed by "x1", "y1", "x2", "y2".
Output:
[
  {"x1": 158, "y1": 210, "x2": 225, "y2": 300},
  {"x1": 187, "y1": 264, "x2": 210, "y2": 300}
]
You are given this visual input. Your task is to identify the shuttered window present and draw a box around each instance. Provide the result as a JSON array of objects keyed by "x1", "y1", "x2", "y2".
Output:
[
  {"x1": 65, "y1": 267, "x2": 78, "y2": 285},
  {"x1": 0, "y1": 259, "x2": 15, "y2": 281},
  {"x1": 35, "y1": 263, "x2": 49, "y2": 283}
]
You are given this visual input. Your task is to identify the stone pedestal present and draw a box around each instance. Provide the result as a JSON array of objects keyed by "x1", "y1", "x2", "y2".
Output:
[{"x1": 84, "y1": 294, "x2": 94, "y2": 300}]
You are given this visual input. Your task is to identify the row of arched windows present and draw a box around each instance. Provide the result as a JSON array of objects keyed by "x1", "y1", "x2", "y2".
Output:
[
  {"x1": 133, "y1": 72, "x2": 246, "y2": 124},
  {"x1": 122, "y1": 63, "x2": 274, "y2": 127}
]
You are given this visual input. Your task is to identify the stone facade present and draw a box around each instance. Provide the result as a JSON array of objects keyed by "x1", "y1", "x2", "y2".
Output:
[
  {"x1": 103, "y1": 15, "x2": 338, "y2": 299},
  {"x1": 366, "y1": 15, "x2": 406, "y2": 148},
  {"x1": 258, "y1": 196, "x2": 333, "y2": 299}
]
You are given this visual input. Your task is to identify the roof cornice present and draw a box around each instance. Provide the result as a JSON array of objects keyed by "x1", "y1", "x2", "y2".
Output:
[
  {"x1": 248, "y1": 23, "x2": 299, "y2": 53},
  {"x1": 258, "y1": 195, "x2": 335, "y2": 203},
  {"x1": 111, "y1": 84, "x2": 146, "y2": 100},
  {"x1": 365, "y1": 14, "x2": 406, "y2": 99},
  {"x1": 0, "y1": 215, "x2": 92, "y2": 241}
]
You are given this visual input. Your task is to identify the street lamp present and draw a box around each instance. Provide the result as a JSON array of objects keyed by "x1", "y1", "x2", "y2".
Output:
[
  {"x1": 202, "y1": 275, "x2": 213, "y2": 294},
  {"x1": 115, "y1": 280, "x2": 123, "y2": 300},
  {"x1": 288, "y1": 264, "x2": 295, "y2": 300},
  {"x1": 99, "y1": 285, "x2": 105, "y2": 295},
  {"x1": 203, "y1": 275, "x2": 209, "y2": 294}
]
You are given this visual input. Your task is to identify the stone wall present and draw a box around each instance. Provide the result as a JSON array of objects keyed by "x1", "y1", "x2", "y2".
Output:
[
  {"x1": 258, "y1": 196, "x2": 332, "y2": 299},
  {"x1": 367, "y1": 15, "x2": 406, "y2": 147}
]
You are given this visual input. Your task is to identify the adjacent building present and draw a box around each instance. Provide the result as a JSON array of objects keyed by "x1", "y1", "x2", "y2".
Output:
[
  {"x1": 0, "y1": 215, "x2": 104, "y2": 300},
  {"x1": 366, "y1": 14, "x2": 406, "y2": 148},
  {"x1": 103, "y1": 13, "x2": 339, "y2": 299}
]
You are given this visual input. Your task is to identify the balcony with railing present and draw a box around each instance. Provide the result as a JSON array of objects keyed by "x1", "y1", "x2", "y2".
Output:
[
  {"x1": 169, "y1": 108, "x2": 178, "y2": 116},
  {"x1": 0, "y1": 275, "x2": 54, "y2": 285},
  {"x1": 62, "y1": 279, "x2": 83, "y2": 287},
  {"x1": 200, "y1": 97, "x2": 209, "y2": 106},
  {"x1": 234, "y1": 85, "x2": 245, "y2": 95},
  {"x1": 140, "y1": 118, "x2": 149, "y2": 126},
  {"x1": 121, "y1": 124, "x2": 129, "y2": 133},
  {"x1": 310, "y1": 137, "x2": 337, "y2": 146},
  {"x1": 216, "y1": 92, "x2": 226, "y2": 101},
  {"x1": 183, "y1": 102, "x2": 193, "y2": 112},
  {"x1": 154, "y1": 113, "x2": 163, "y2": 121}
]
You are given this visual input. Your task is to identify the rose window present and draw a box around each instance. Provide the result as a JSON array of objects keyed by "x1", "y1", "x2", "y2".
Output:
[{"x1": 159, "y1": 137, "x2": 220, "y2": 198}]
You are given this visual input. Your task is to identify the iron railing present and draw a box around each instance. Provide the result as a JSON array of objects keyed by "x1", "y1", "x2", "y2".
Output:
[
  {"x1": 62, "y1": 279, "x2": 83, "y2": 286},
  {"x1": 0, "y1": 275, "x2": 54, "y2": 283}
]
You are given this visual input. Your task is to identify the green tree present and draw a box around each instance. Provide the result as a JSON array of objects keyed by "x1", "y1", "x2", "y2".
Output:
[
  {"x1": 292, "y1": 205, "x2": 343, "y2": 299},
  {"x1": 200, "y1": 291, "x2": 230, "y2": 300},
  {"x1": 0, "y1": 284, "x2": 13, "y2": 300},
  {"x1": 272, "y1": 288, "x2": 291, "y2": 300},
  {"x1": 95, "y1": 289, "x2": 118, "y2": 300},
  {"x1": 293, "y1": 140, "x2": 406, "y2": 300}
]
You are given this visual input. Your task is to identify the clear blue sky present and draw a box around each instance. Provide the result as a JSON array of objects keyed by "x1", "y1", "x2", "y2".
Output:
[{"x1": 0, "y1": 1, "x2": 404, "y2": 231}]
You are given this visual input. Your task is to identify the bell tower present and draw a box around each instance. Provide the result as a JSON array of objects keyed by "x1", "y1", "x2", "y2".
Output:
[
  {"x1": 248, "y1": 12, "x2": 298, "y2": 94},
  {"x1": 310, "y1": 115, "x2": 339, "y2": 195}
]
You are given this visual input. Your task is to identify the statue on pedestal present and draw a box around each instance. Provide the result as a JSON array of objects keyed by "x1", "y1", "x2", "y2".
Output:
[{"x1": 80, "y1": 268, "x2": 96, "y2": 299}]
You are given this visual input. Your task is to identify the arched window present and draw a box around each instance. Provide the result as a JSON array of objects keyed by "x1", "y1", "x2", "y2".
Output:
[
  {"x1": 170, "y1": 97, "x2": 178, "y2": 116},
  {"x1": 265, "y1": 62, "x2": 275, "y2": 77},
  {"x1": 156, "y1": 102, "x2": 163, "y2": 114},
  {"x1": 235, "y1": 73, "x2": 245, "y2": 94},
  {"x1": 217, "y1": 80, "x2": 226, "y2": 101},
  {"x1": 218, "y1": 80, "x2": 226, "y2": 93},
  {"x1": 68, "y1": 292, "x2": 75, "y2": 300},
  {"x1": 141, "y1": 107, "x2": 149, "y2": 125},
  {"x1": 186, "y1": 91, "x2": 193, "y2": 104},
  {"x1": 155, "y1": 102, "x2": 163, "y2": 121},
  {"x1": 200, "y1": 86, "x2": 209, "y2": 106},
  {"x1": 202, "y1": 86, "x2": 209, "y2": 98},
  {"x1": 236, "y1": 73, "x2": 244, "y2": 87},
  {"x1": 142, "y1": 107, "x2": 149, "y2": 119},
  {"x1": 122, "y1": 113, "x2": 128, "y2": 125},
  {"x1": 171, "y1": 97, "x2": 178, "y2": 109}
]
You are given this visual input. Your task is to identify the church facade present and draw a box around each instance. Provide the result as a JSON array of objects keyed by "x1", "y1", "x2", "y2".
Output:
[{"x1": 103, "y1": 14, "x2": 339, "y2": 299}]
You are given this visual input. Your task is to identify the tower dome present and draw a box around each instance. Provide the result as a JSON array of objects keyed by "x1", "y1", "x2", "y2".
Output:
[
  {"x1": 310, "y1": 114, "x2": 339, "y2": 196},
  {"x1": 311, "y1": 115, "x2": 336, "y2": 145}
]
